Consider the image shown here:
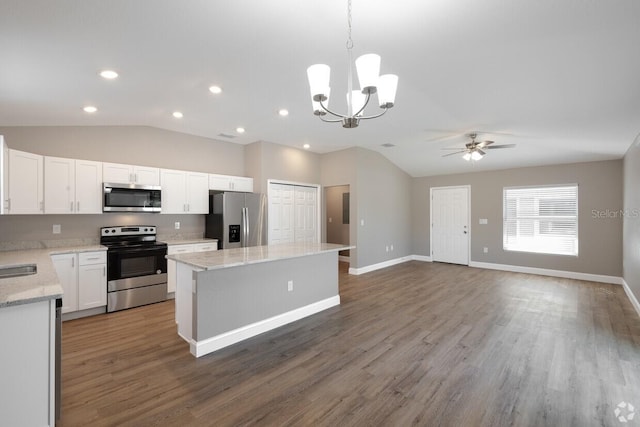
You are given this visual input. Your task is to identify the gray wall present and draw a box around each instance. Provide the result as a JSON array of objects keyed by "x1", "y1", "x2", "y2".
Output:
[
  {"x1": 0, "y1": 125, "x2": 245, "y2": 175},
  {"x1": 412, "y1": 160, "x2": 623, "y2": 276},
  {"x1": 623, "y1": 136, "x2": 640, "y2": 304},
  {"x1": 245, "y1": 141, "x2": 321, "y2": 194},
  {"x1": 320, "y1": 147, "x2": 412, "y2": 269},
  {"x1": 325, "y1": 185, "x2": 350, "y2": 246}
]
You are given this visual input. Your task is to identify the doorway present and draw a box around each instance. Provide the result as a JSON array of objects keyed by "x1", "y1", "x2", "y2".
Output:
[
  {"x1": 325, "y1": 185, "x2": 350, "y2": 262},
  {"x1": 430, "y1": 186, "x2": 470, "y2": 265}
]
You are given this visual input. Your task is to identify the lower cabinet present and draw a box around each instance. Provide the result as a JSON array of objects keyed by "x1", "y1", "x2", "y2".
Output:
[
  {"x1": 52, "y1": 251, "x2": 107, "y2": 316},
  {"x1": 167, "y1": 242, "x2": 218, "y2": 294},
  {"x1": 0, "y1": 299, "x2": 56, "y2": 426}
]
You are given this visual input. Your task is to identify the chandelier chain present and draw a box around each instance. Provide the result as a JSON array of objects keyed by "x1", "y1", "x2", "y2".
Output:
[{"x1": 346, "y1": 0, "x2": 353, "y2": 50}]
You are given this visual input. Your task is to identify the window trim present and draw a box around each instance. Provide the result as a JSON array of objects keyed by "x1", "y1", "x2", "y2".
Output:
[{"x1": 502, "y1": 183, "x2": 579, "y2": 257}]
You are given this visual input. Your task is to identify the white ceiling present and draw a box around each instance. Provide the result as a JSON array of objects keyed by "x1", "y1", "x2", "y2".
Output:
[{"x1": 1, "y1": 0, "x2": 639, "y2": 177}]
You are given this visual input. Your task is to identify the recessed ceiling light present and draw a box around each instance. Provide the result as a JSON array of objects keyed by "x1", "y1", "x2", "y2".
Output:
[
  {"x1": 173, "y1": 111, "x2": 183, "y2": 119},
  {"x1": 83, "y1": 106, "x2": 97, "y2": 113},
  {"x1": 278, "y1": 109, "x2": 289, "y2": 117},
  {"x1": 303, "y1": 143, "x2": 310, "y2": 150},
  {"x1": 209, "y1": 85, "x2": 222, "y2": 94},
  {"x1": 99, "y1": 70, "x2": 118, "y2": 79},
  {"x1": 236, "y1": 127, "x2": 245, "y2": 134}
]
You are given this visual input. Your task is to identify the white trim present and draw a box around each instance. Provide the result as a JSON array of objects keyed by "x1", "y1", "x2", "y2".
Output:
[
  {"x1": 622, "y1": 279, "x2": 640, "y2": 318},
  {"x1": 430, "y1": 185, "x2": 471, "y2": 266},
  {"x1": 411, "y1": 255, "x2": 433, "y2": 262},
  {"x1": 348, "y1": 256, "x2": 412, "y2": 275},
  {"x1": 468, "y1": 261, "x2": 623, "y2": 285},
  {"x1": 190, "y1": 295, "x2": 340, "y2": 357}
]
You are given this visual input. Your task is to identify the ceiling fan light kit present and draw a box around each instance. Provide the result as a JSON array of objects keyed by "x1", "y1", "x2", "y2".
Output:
[
  {"x1": 443, "y1": 133, "x2": 515, "y2": 161},
  {"x1": 307, "y1": 0, "x2": 398, "y2": 129}
]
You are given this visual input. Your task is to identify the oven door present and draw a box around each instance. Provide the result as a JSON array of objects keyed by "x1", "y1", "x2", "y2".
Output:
[{"x1": 107, "y1": 246, "x2": 167, "y2": 292}]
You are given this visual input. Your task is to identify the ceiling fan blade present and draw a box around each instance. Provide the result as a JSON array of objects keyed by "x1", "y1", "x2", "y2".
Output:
[
  {"x1": 486, "y1": 144, "x2": 516, "y2": 149},
  {"x1": 442, "y1": 151, "x2": 466, "y2": 157},
  {"x1": 478, "y1": 140, "x2": 494, "y2": 148},
  {"x1": 476, "y1": 149, "x2": 486, "y2": 156},
  {"x1": 441, "y1": 147, "x2": 466, "y2": 150}
]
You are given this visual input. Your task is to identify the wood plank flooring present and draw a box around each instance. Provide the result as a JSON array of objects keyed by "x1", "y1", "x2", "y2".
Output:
[{"x1": 59, "y1": 262, "x2": 640, "y2": 426}]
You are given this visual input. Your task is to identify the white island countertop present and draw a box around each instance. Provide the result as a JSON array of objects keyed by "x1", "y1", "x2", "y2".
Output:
[{"x1": 166, "y1": 242, "x2": 353, "y2": 271}]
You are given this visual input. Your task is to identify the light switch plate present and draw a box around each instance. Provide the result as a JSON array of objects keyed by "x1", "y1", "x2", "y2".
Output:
[
  {"x1": 52, "y1": 224, "x2": 61, "y2": 234},
  {"x1": 479, "y1": 218, "x2": 488, "y2": 224}
]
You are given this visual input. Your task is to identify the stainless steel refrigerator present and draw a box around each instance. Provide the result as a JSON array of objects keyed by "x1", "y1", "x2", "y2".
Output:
[{"x1": 205, "y1": 192, "x2": 267, "y2": 249}]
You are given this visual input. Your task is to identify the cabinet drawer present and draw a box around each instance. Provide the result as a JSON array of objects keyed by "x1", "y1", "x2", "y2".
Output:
[
  {"x1": 194, "y1": 243, "x2": 217, "y2": 252},
  {"x1": 168, "y1": 244, "x2": 195, "y2": 255},
  {"x1": 79, "y1": 251, "x2": 106, "y2": 266}
]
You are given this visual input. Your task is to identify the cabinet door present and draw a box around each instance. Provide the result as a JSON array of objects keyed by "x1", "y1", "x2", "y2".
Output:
[
  {"x1": 51, "y1": 253, "x2": 78, "y2": 313},
  {"x1": 209, "y1": 174, "x2": 232, "y2": 191},
  {"x1": 78, "y1": 263, "x2": 107, "y2": 310},
  {"x1": 231, "y1": 176, "x2": 254, "y2": 192},
  {"x1": 75, "y1": 160, "x2": 103, "y2": 213},
  {"x1": 102, "y1": 162, "x2": 133, "y2": 184},
  {"x1": 186, "y1": 172, "x2": 209, "y2": 213},
  {"x1": 167, "y1": 244, "x2": 195, "y2": 294},
  {"x1": 133, "y1": 166, "x2": 160, "y2": 186},
  {"x1": 160, "y1": 169, "x2": 187, "y2": 214},
  {"x1": 194, "y1": 242, "x2": 218, "y2": 252},
  {"x1": 8, "y1": 149, "x2": 43, "y2": 214},
  {"x1": 44, "y1": 156, "x2": 75, "y2": 214}
]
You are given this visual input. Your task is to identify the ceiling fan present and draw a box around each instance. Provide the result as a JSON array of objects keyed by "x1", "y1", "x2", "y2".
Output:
[{"x1": 441, "y1": 133, "x2": 516, "y2": 161}]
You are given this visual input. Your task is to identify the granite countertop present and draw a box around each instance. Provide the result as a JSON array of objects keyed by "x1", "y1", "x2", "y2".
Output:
[
  {"x1": 0, "y1": 245, "x2": 106, "y2": 308},
  {"x1": 163, "y1": 238, "x2": 218, "y2": 246},
  {"x1": 166, "y1": 242, "x2": 353, "y2": 271}
]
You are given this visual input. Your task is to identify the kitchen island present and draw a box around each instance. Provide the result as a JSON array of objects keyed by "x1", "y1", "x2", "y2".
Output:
[{"x1": 167, "y1": 242, "x2": 351, "y2": 357}]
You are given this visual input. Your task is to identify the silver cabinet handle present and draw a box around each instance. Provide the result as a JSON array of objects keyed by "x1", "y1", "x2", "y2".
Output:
[
  {"x1": 40, "y1": 201, "x2": 44, "y2": 212},
  {"x1": 103, "y1": 266, "x2": 106, "y2": 276},
  {"x1": 77, "y1": 201, "x2": 80, "y2": 212},
  {"x1": 134, "y1": 173, "x2": 138, "y2": 183},
  {"x1": 86, "y1": 257, "x2": 100, "y2": 260},
  {"x1": 71, "y1": 257, "x2": 74, "y2": 268},
  {"x1": 7, "y1": 198, "x2": 10, "y2": 211},
  {"x1": 70, "y1": 201, "x2": 74, "y2": 212}
]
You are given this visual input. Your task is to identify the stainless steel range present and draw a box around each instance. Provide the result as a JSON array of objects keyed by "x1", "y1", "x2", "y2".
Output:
[{"x1": 101, "y1": 226, "x2": 168, "y2": 312}]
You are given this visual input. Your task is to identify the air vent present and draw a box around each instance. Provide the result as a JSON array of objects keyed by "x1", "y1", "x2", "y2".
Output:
[
  {"x1": 381, "y1": 143, "x2": 396, "y2": 148},
  {"x1": 218, "y1": 133, "x2": 236, "y2": 139}
]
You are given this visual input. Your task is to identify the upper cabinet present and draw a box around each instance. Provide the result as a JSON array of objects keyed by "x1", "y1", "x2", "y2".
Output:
[
  {"x1": 160, "y1": 169, "x2": 209, "y2": 214},
  {"x1": 7, "y1": 149, "x2": 44, "y2": 214},
  {"x1": 209, "y1": 174, "x2": 253, "y2": 193},
  {"x1": 44, "y1": 157, "x2": 102, "y2": 214},
  {"x1": 103, "y1": 162, "x2": 160, "y2": 186}
]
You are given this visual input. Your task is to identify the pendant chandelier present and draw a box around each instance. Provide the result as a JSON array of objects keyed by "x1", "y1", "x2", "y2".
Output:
[{"x1": 306, "y1": 0, "x2": 398, "y2": 129}]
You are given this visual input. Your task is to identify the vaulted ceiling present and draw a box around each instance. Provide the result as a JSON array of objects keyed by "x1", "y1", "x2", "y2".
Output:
[{"x1": 1, "y1": 0, "x2": 639, "y2": 176}]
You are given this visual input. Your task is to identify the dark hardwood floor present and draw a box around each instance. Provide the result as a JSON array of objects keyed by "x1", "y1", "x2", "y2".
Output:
[{"x1": 59, "y1": 261, "x2": 640, "y2": 426}]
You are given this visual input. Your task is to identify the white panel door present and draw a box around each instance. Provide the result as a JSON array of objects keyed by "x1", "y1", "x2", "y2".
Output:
[
  {"x1": 185, "y1": 171, "x2": 209, "y2": 213},
  {"x1": 268, "y1": 183, "x2": 295, "y2": 244},
  {"x1": 294, "y1": 186, "x2": 318, "y2": 243},
  {"x1": 431, "y1": 186, "x2": 469, "y2": 265},
  {"x1": 75, "y1": 159, "x2": 103, "y2": 213},
  {"x1": 44, "y1": 156, "x2": 75, "y2": 214},
  {"x1": 160, "y1": 169, "x2": 187, "y2": 214}
]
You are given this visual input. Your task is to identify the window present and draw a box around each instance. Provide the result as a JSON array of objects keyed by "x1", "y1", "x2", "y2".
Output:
[{"x1": 503, "y1": 185, "x2": 578, "y2": 256}]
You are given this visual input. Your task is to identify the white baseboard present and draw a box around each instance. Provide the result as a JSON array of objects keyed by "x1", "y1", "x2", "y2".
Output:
[
  {"x1": 411, "y1": 255, "x2": 433, "y2": 262},
  {"x1": 349, "y1": 256, "x2": 412, "y2": 275},
  {"x1": 468, "y1": 261, "x2": 623, "y2": 285},
  {"x1": 622, "y1": 279, "x2": 640, "y2": 318},
  {"x1": 190, "y1": 295, "x2": 341, "y2": 358}
]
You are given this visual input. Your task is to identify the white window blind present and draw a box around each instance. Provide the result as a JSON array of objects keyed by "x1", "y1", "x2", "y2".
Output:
[{"x1": 503, "y1": 185, "x2": 578, "y2": 256}]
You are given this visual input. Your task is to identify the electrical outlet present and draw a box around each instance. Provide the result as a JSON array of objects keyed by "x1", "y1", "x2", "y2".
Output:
[
  {"x1": 390, "y1": 244, "x2": 394, "y2": 251},
  {"x1": 174, "y1": 222, "x2": 180, "y2": 230},
  {"x1": 360, "y1": 219, "x2": 365, "y2": 226},
  {"x1": 386, "y1": 245, "x2": 389, "y2": 252},
  {"x1": 329, "y1": 217, "x2": 332, "y2": 223},
  {"x1": 52, "y1": 224, "x2": 61, "y2": 234},
  {"x1": 287, "y1": 280, "x2": 293, "y2": 292},
  {"x1": 479, "y1": 218, "x2": 488, "y2": 225},
  {"x1": 483, "y1": 247, "x2": 488, "y2": 253}
]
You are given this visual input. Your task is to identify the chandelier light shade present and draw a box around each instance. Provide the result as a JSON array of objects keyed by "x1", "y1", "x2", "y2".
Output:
[{"x1": 306, "y1": 0, "x2": 398, "y2": 128}]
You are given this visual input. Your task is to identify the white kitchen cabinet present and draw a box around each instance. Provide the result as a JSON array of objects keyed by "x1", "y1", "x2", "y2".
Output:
[
  {"x1": 0, "y1": 299, "x2": 56, "y2": 427},
  {"x1": 160, "y1": 169, "x2": 209, "y2": 214},
  {"x1": 78, "y1": 251, "x2": 107, "y2": 310},
  {"x1": 44, "y1": 156, "x2": 102, "y2": 214},
  {"x1": 7, "y1": 149, "x2": 44, "y2": 214},
  {"x1": 103, "y1": 162, "x2": 160, "y2": 186},
  {"x1": 167, "y1": 242, "x2": 218, "y2": 294},
  {"x1": 52, "y1": 251, "x2": 106, "y2": 314},
  {"x1": 51, "y1": 253, "x2": 77, "y2": 314},
  {"x1": 209, "y1": 173, "x2": 253, "y2": 192}
]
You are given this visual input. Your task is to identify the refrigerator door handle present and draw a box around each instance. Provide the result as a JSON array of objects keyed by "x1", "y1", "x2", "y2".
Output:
[{"x1": 242, "y1": 207, "x2": 249, "y2": 247}]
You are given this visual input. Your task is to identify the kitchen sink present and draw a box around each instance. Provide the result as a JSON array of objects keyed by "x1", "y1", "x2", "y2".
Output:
[{"x1": 0, "y1": 264, "x2": 37, "y2": 279}]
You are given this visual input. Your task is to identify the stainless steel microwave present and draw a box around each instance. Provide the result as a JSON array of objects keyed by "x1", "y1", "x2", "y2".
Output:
[{"x1": 103, "y1": 183, "x2": 161, "y2": 212}]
